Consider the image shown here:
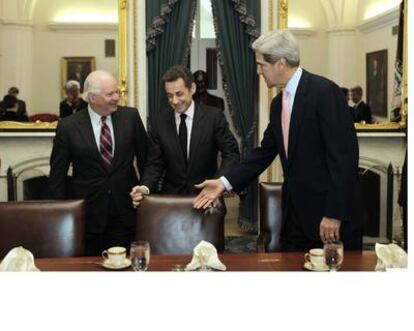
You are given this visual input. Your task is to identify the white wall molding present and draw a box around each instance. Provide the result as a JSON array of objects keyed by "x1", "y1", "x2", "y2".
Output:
[
  {"x1": 290, "y1": 27, "x2": 316, "y2": 37},
  {"x1": 0, "y1": 18, "x2": 34, "y2": 28},
  {"x1": 47, "y1": 22, "x2": 118, "y2": 32},
  {"x1": 325, "y1": 26, "x2": 356, "y2": 35},
  {"x1": 357, "y1": 6, "x2": 399, "y2": 33}
]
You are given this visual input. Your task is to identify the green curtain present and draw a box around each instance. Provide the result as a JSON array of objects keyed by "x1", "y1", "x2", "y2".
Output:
[
  {"x1": 211, "y1": 0, "x2": 260, "y2": 232},
  {"x1": 146, "y1": 0, "x2": 196, "y2": 124}
]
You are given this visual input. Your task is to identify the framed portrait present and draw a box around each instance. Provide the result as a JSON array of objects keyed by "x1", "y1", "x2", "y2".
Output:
[
  {"x1": 61, "y1": 56, "x2": 96, "y2": 95},
  {"x1": 366, "y1": 50, "x2": 387, "y2": 117}
]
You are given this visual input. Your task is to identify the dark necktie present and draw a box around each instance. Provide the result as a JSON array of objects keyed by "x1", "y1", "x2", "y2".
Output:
[
  {"x1": 178, "y1": 113, "x2": 188, "y2": 163},
  {"x1": 100, "y1": 116, "x2": 113, "y2": 168}
]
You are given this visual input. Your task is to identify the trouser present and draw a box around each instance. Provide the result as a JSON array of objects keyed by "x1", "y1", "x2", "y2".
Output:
[{"x1": 85, "y1": 198, "x2": 135, "y2": 256}]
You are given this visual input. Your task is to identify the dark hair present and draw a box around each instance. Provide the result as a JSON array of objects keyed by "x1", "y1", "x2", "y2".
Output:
[
  {"x1": 340, "y1": 87, "x2": 349, "y2": 97},
  {"x1": 162, "y1": 65, "x2": 193, "y2": 89},
  {"x1": 351, "y1": 85, "x2": 363, "y2": 94},
  {"x1": 3, "y1": 94, "x2": 18, "y2": 109},
  {"x1": 8, "y1": 86, "x2": 19, "y2": 95}
]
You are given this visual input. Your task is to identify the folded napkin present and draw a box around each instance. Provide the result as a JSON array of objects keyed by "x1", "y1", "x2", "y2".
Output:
[
  {"x1": 375, "y1": 243, "x2": 407, "y2": 271},
  {"x1": 186, "y1": 240, "x2": 226, "y2": 271},
  {"x1": 0, "y1": 246, "x2": 40, "y2": 272}
]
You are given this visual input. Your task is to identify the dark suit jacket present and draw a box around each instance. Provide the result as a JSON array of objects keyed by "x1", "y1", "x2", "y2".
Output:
[
  {"x1": 49, "y1": 106, "x2": 148, "y2": 233},
  {"x1": 59, "y1": 98, "x2": 88, "y2": 118},
  {"x1": 225, "y1": 70, "x2": 361, "y2": 247},
  {"x1": 142, "y1": 104, "x2": 239, "y2": 194},
  {"x1": 353, "y1": 101, "x2": 372, "y2": 123}
]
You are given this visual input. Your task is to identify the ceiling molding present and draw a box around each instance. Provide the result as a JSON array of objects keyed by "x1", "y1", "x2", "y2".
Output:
[
  {"x1": 357, "y1": 6, "x2": 399, "y2": 33},
  {"x1": 47, "y1": 22, "x2": 118, "y2": 32}
]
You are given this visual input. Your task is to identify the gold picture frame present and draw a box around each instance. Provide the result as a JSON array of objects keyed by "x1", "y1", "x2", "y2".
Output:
[{"x1": 61, "y1": 56, "x2": 96, "y2": 96}]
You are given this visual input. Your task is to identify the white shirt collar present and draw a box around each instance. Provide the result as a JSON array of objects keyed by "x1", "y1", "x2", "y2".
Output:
[
  {"x1": 88, "y1": 105, "x2": 112, "y2": 124},
  {"x1": 174, "y1": 101, "x2": 195, "y2": 121},
  {"x1": 285, "y1": 67, "x2": 303, "y2": 97}
]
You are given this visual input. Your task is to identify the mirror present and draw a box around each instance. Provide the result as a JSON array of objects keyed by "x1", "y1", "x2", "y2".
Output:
[
  {"x1": 0, "y1": 0, "x2": 126, "y2": 130},
  {"x1": 285, "y1": 0, "x2": 406, "y2": 129}
]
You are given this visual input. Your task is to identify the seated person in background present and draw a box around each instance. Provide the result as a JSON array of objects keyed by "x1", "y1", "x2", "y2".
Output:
[
  {"x1": 130, "y1": 65, "x2": 239, "y2": 204},
  {"x1": 350, "y1": 85, "x2": 372, "y2": 123},
  {"x1": 59, "y1": 80, "x2": 88, "y2": 118},
  {"x1": 341, "y1": 87, "x2": 355, "y2": 121},
  {"x1": 0, "y1": 86, "x2": 28, "y2": 119},
  {"x1": 193, "y1": 70, "x2": 225, "y2": 111},
  {"x1": 0, "y1": 94, "x2": 29, "y2": 122}
]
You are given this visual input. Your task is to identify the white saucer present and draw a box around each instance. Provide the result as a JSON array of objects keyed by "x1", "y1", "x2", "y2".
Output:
[
  {"x1": 303, "y1": 261, "x2": 329, "y2": 271},
  {"x1": 101, "y1": 258, "x2": 131, "y2": 270}
]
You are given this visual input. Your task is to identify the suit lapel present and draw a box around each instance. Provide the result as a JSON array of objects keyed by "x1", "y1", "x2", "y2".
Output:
[
  {"x1": 273, "y1": 94, "x2": 287, "y2": 168},
  {"x1": 111, "y1": 108, "x2": 122, "y2": 168},
  {"x1": 286, "y1": 70, "x2": 309, "y2": 167},
  {"x1": 187, "y1": 104, "x2": 205, "y2": 174}
]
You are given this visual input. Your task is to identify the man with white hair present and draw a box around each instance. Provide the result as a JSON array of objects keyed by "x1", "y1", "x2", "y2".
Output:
[
  {"x1": 49, "y1": 70, "x2": 148, "y2": 255},
  {"x1": 194, "y1": 29, "x2": 363, "y2": 251},
  {"x1": 59, "y1": 80, "x2": 88, "y2": 118}
]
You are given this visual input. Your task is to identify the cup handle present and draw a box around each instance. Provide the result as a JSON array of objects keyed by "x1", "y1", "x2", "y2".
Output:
[
  {"x1": 304, "y1": 253, "x2": 311, "y2": 263},
  {"x1": 102, "y1": 250, "x2": 108, "y2": 261}
]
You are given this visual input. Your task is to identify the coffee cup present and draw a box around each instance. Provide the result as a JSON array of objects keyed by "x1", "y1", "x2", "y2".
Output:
[
  {"x1": 102, "y1": 246, "x2": 126, "y2": 266},
  {"x1": 304, "y1": 248, "x2": 325, "y2": 268}
]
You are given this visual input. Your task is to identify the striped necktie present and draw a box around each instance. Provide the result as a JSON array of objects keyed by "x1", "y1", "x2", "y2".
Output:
[{"x1": 100, "y1": 116, "x2": 113, "y2": 168}]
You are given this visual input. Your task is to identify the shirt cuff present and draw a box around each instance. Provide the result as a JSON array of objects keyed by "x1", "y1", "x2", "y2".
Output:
[
  {"x1": 141, "y1": 185, "x2": 150, "y2": 195},
  {"x1": 219, "y1": 176, "x2": 233, "y2": 192}
]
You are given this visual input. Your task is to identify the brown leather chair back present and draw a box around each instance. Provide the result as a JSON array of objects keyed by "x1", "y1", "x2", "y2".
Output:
[
  {"x1": 258, "y1": 182, "x2": 283, "y2": 252},
  {"x1": 0, "y1": 200, "x2": 85, "y2": 259},
  {"x1": 135, "y1": 195, "x2": 225, "y2": 255}
]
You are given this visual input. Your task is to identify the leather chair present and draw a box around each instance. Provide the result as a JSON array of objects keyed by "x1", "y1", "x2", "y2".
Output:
[
  {"x1": 135, "y1": 195, "x2": 225, "y2": 255},
  {"x1": 0, "y1": 200, "x2": 85, "y2": 259},
  {"x1": 257, "y1": 182, "x2": 283, "y2": 252}
]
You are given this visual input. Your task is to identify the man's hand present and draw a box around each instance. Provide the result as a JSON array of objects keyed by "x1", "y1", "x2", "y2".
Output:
[
  {"x1": 193, "y1": 179, "x2": 225, "y2": 209},
  {"x1": 130, "y1": 185, "x2": 149, "y2": 208},
  {"x1": 320, "y1": 217, "x2": 341, "y2": 243}
]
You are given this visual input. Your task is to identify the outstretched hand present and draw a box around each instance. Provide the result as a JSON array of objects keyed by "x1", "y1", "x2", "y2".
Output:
[{"x1": 193, "y1": 179, "x2": 225, "y2": 209}]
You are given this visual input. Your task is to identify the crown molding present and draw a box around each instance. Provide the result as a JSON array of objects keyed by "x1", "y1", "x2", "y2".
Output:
[
  {"x1": 357, "y1": 6, "x2": 399, "y2": 33},
  {"x1": 47, "y1": 22, "x2": 118, "y2": 32}
]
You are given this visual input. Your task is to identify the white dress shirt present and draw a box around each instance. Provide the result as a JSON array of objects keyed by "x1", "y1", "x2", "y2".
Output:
[
  {"x1": 174, "y1": 101, "x2": 195, "y2": 159},
  {"x1": 88, "y1": 106, "x2": 115, "y2": 155}
]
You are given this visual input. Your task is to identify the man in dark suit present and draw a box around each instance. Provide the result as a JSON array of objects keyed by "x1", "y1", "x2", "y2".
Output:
[
  {"x1": 193, "y1": 70, "x2": 225, "y2": 111},
  {"x1": 350, "y1": 85, "x2": 372, "y2": 123},
  {"x1": 130, "y1": 65, "x2": 239, "y2": 204},
  {"x1": 49, "y1": 70, "x2": 148, "y2": 255},
  {"x1": 193, "y1": 30, "x2": 362, "y2": 251}
]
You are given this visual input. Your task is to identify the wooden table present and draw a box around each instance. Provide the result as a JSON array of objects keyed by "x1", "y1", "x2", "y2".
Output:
[{"x1": 35, "y1": 251, "x2": 377, "y2": 271}]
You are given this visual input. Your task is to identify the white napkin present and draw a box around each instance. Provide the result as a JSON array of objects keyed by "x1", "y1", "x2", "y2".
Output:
[
  {"x1": 375, "y1": 243, "x2": 407, "y2": 271},
  {"x1": 185, "y1": 240, "x2": 226, "y2": 271},
  {"x1": 0, "y1": 246, "x2": 40, "y2": 272}
]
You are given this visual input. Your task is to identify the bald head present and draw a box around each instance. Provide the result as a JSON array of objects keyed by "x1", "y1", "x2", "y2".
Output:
[{"x1": 84, "y1": 70, "x2": 120, "y2": 116}]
